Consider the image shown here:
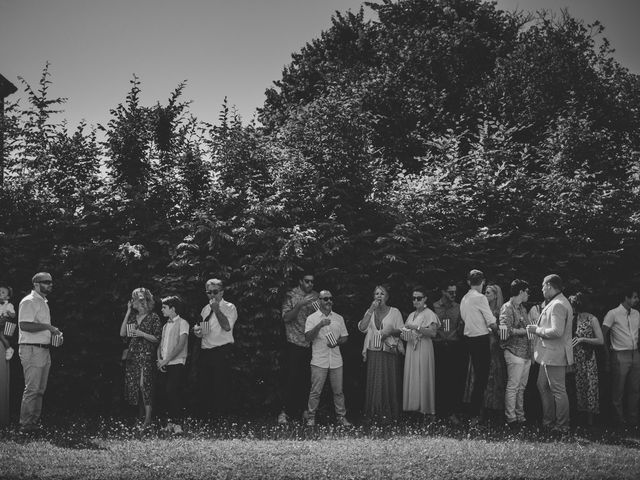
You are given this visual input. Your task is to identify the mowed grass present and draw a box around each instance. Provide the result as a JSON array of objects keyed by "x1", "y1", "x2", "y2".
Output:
[{"x1": 1, "y1": 418, "x2": 640, "y2": 479}]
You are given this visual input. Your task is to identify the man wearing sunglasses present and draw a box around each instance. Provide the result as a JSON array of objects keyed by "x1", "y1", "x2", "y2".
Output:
[
  {"x1": 278, "y1": 271, "x2": 319, "y2": 425},
  {"x1": 304, "y1": 290, "x2": 351, "y2": 427},
  {"x1": 433, "y1": 281, "x2": 465, "y2": 425},
  {"x1": 17, "y1": 272, "x2": 62, "y2": 433},
  {"x1": 193, "y1": 278, "x2": 237, "y2": 418}
]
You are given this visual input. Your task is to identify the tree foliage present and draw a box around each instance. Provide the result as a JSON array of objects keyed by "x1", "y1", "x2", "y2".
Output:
[{"x1": 1, "y1": 0, "x2": 639, "y2": 413}]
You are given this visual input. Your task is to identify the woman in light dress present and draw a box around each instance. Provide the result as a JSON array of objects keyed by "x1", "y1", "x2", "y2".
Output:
[
  {"x1": 359, "y1": 284, "x2": 405, "y2": 421},
  {"x1": 402, "y1": 286, "x2": 439, "y2": 416}
]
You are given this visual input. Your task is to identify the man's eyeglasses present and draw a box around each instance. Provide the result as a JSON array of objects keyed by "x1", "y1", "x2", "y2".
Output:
[
  {"x1": 303, "y1": 279, "x2": 314, "y2": 284},
  {"x1": 319, "y1": 297, "x2": 333, "y2": 302},
  {"x1": 206, "y1": 289, "x2": 221, "y2": 295},
  {"x1": 38, "y1": 280, "x2": 53, "y2": 285},
  {"x1": 446, "y1": 290, "x2": 456, "y2": 295},
  {"x1": 412, "y1": 296, "x2": 425, "y2": 301}
]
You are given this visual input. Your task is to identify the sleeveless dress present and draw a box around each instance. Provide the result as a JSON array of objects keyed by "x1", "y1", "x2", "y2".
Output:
[
  {"x1": 574, "y1": 313, "x2": 599, "y2": 414},
  {"x1": 402, "y1": 309, "x2": 439, "y2": 414}
]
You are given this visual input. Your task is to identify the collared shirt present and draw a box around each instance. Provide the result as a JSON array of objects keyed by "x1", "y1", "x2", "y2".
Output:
[
  {"x1": 500, "y1": 300, "x2": 531, "y2": 359},
  {"x1": 200, "y1": 299, "x2": 237, "y2": 349},
  {"x1": 160, "y1": 315, "x2": 190, "y2": 365},
  {"x1": 282, "y1": 287, "x2": 318, "y2": 347},
  {"x1": 603, "y1": 304, "x2": 640, "y2": 351},
  {"x1": 461, "y1": 289, "x2": 496, "y2": 337},
  {"x1": 433, "y1": 298, "x2": 461, "y2": 341},
  {"x1": 305, "y1": 310, "x2": 348, "y2": 369},
  {"x1": 18, "y1": 290, "x2": 51, "y2": 345}
]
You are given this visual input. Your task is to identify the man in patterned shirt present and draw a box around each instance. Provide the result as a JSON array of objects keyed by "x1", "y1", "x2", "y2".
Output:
[{"x1": 277, "y1": 271, "x2": 319, "y2": 424}]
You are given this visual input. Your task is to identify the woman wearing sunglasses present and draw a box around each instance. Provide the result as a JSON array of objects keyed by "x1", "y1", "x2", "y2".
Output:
[{"x1": 402, "y1": 286, "x2": 439, "y2": 417}]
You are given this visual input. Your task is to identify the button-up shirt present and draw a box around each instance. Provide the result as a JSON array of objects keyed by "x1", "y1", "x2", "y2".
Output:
[
  {"x1": 282, "y1": 287, "x2": 318, "y2": 347},
  {"x1": 305, "y1": 310, "x2": 348, "y2": 369},
  {"x1": 200, "y1": 299, "x2": 237, "y2": 349},
  {"x1": 18, "y1": 290, "x2": 51, "y2": 345},
  {"x1": 500, "y1": 300, "x2": 531, "y2": 360},
  {"x1": 160, "y1": 315, "x2": 190, "y2": 365},
  {"x1": 461, "y1": 289, "x2": 496, "y2": 337},
  {"x1": 603, "y1": 304, "x2": 640, "y2": 351}
]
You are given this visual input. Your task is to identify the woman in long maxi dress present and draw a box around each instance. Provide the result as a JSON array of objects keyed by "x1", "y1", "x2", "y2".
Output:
[
  {"x1": 119, "y1": 287, "x2": 162, "y2": 428},
  {"x1": 359, "y1": 284, "x2": 405, "y2": 421},
  {"x1": 569, "y1": 293, "x2": 603, "y2": 425},
  {"x1": 402, "y1": 286, "x2": 439, "y2": 415}
]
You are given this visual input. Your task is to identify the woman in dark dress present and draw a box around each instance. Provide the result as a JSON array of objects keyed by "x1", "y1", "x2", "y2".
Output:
[{"x1": 119, "y1": 287, "x2": 161, "y2": 429}]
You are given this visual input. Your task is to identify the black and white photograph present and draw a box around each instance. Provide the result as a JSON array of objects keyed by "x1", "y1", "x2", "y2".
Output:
[{"x1": 1, "y1": 0, "x2": 640, "y2": 478}]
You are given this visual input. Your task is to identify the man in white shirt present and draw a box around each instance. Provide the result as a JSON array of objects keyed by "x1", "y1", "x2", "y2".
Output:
[
  {"x1": 194, "y1": 278, "x2": 238, "y2": 417},
  {"x1": 18, "y1": 272, "x2": 62, "y2": 433},
  {"x1": 460, "y1": 269, "x2": 497, "y2": 426},
  {"x1": 602, "y1": 288, "x2": 640, "y2": 427},
  {"x1": 304, "y1": 290, "x2": 351, "y2": 427},
  {"x1": 157, "y1": 296, "x2": 190, "y2": 434}
]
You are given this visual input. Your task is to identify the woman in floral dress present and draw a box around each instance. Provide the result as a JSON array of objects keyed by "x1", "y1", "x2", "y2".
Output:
[
  {"x1": 119, "y1": 287, "x2": 162, "y2": 428},
  {"x1": 569, "y1": 293, "x2": 603, "y2": 426}
]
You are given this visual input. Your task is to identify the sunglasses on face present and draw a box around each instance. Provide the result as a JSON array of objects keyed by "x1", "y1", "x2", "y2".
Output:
[
  {"x1": 446, "y1": 290, "x2": 456, "y2": 295},
  {"x1": 412, "y1": 296, "x2": 425, "y2": 301},
  {"x1": 303, "y1": 279, "x2": 314, "y2": 284},
  {"x1": 38, "y1": 280, "x2": 53, "y2": 285},
  {"x1": 319, "y1": 297, "x2": 333, "y2": 302},
  {"x1": 206, "y1": 289, "x2": 221, "y2": 295}
]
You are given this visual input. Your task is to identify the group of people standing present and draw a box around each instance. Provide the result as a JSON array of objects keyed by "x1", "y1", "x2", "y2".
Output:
[
  {"x1": 278, "y1": 269, "x2": 640, "y2": 433},
  {"x1": 1, "y1": 268, "x2": 638, "y2": 435}
]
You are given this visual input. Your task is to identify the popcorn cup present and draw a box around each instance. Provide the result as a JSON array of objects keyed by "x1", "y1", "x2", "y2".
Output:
[
  {"x1": 442, "y1": 318, "x2": 450, "y2": 332},
  {"x1": 126, "y1": 323, "x2": 135, "y2": 337},
  {"x1": 311, "y1": 300, "x2": 320, "y2": 311},
  {"x1": 400, "y1": 328, "x2": 410, "y2": 342},
  {"x1": 51, "y1": 333, "x2": 64, "y2": 347},
  {"x1": 3, "y1": 321, "x2": 16, "y2": 337},
  {"x1": 499, "y1": 324, "x2": 508, "y2": 341},
  {"x1": 527, "y1": 321, "x2": 537, "y2": 340},
  {"x1": 200, "y1": 321, "x2": 211, "y2": 335},
  {"x1": 372, "y1": 331, "x2": 382, "y2": 349},
  {"x1": 326, "y1": 331, "x2": 337, "y2": 347}
]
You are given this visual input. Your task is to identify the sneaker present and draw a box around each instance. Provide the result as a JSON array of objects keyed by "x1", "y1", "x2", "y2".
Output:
[
  {"x1": 306, "y1": 417, "x2": 316, "y2": 427},
  {"x1": 302, "y1": 410, "x2": 310, "y2": 421},
  {"x1": 336, "y1": 416, "x2": 352, "y2": 427},
  {"x1": 277, "y1": 412, "x2": 289, "y2": 425},
  {"x1": 172, "y1": 424, "x2": 183, "y2": 435},
  {"x1": 469, "y1": 416, "x2": 481, "y2": 427}
]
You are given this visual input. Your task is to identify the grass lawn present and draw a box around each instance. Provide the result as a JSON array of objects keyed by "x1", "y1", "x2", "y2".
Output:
[{"x1": 1, "y1": 417, "x2": 640, "y2": 479}]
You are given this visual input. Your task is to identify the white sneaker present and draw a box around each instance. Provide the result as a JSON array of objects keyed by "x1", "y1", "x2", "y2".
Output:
[
  {"x1": 277, "y1": 412, "x2": 289, "y2": 425},
  {"x1": 172, "y1": 424, "x2": 183, "y2": 435},
  {"x1": 306, "y1": 417, "x2": 316, "y2": 427},
  {"x1": 336, "y1": 416, "x2": 352, "y2": 427}
]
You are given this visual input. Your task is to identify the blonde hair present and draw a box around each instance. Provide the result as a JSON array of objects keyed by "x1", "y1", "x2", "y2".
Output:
[
  {"x1": 486, "y1": 283, "x2": 504, "y2": 315},
  {"x1": 131, "y1": 287, "x2": 155, "y2": 312}
]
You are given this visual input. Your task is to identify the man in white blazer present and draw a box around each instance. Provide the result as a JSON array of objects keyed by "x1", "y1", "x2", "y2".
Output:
[{"x1": 527, "y1": 274, "x2": 573, "y2": 433}]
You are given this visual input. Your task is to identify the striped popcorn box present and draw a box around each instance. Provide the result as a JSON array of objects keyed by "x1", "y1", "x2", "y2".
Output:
[
  {"x1": 325, "y1": 330, "x2": 337, "y2": 347},
  {"x1": 51, "y1": 333, "x2": 64, "y2": 347},
  {"x1": 400, "y1": 328, "x2": 411, "y2": 342},
  {"x1": 126, "y1": 323, "x2": 135, "y2": 337},
  {"x1": 3, "y1": 321, "x2": 16, "y2": 337},
  {"x1": 442, "y1": 318, "x2": 450, "y2": 332},
  {"x1": 200, "y1": 321, "x2": 211, "y2": 335},
  {"x1": 527, "y1": 320, "x2": 537, "y2": 340},
  {"x1": 311, "y1": 300, "x2": 320, "y2": 311},
  {"x1": 372, "y1": 331, "x2": 382, "y2": 349},
  {"x1": 499, "y1": 324, "x2": 508, "y2": 341}
]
